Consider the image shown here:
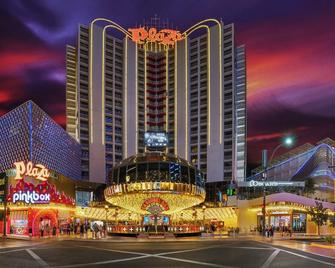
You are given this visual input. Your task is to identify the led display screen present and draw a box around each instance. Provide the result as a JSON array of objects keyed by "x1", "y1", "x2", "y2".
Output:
[{"x1": 144, "y1": 132, "x2": 168, "y2": 148}]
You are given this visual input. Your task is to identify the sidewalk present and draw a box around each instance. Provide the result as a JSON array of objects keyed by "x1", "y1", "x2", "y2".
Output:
[{"x1": 245, "y1": 235, "x2": 335, "y2": 259}]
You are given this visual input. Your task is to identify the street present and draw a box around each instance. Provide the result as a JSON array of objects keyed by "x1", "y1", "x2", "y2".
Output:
[{"x1": 0, "y1": 238, "x2": 334, "y2": 267}]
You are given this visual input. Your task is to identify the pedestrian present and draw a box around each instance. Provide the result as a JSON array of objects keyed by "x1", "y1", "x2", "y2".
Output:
[
  {"x1": 67, "y1": 223, "x2": 71, "y2": 236},
  {"x1": 40, "y1": 225, "x2": 44, "y2": 237},
  {"x1": 80, "y1": 224, "x2": 84, "y2": 238},
  {"x1": 52, "y1": 226, "x2": 57, "y2": 236}
]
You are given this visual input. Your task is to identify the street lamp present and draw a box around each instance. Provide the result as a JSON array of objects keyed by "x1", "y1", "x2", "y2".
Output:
[
  {"x1": 269, "y1": 136, "x2": 295, "y2": 163},
  {"x1": 104, "y1": 205, "x2": 109, "y2": 224},
  {"x1": 104, "y1": 205, "x2": 109, "y2": 237},
  {"x1": 261, "y1": 135, "x2": 295, "y2": 236},
  {"x1": 115, "y1": 207, "x2": 119, "y2": 225},
  {"x1": 1, "y1": 173, "x2": 8, "y2": 239},
  {"x1": 202, "y1": 205, "x2": 206, "y2": 229},
  {"x1": 193, "y1": 208, "x2": 197, "y2": 225}
]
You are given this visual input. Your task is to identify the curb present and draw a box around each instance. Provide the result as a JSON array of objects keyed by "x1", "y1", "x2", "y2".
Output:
[{"x1": 310, "y1": 243, "x2": 335, "y2": 249}]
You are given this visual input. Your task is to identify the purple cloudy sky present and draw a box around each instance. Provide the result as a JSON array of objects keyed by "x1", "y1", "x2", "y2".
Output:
[{"x1": 0, "y1": 0, "x2": 334, "y2": 172}]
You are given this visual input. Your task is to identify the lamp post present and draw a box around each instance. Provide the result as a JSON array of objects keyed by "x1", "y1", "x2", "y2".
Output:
[
  {"x1": 104, "y1": 205, "x2": 109, "y2": 238},
  {"x1": 104, "y1": 205, "x2": 109, "y2": 224},
  {"x1": 115, "y1": 207, "x2": 119, "y2": 225},
  {"x1": 261, "y1": 136, "x2": 294, "y2": 236},
  {"x1": 193, "y1": 208, "x2": 197, "y2": 225},
  {"x1": 202, "y1": 205, "x2": 206, "y2": 231},
  {"x1": 2, "y1": 174, "x2": 7, "y2": 239}
]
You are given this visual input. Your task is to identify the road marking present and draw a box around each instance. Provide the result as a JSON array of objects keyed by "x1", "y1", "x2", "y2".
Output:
[
  {"x1": 277, "y1": 247, "x2": 335, "y2": 267},
  {"x1": 74, "y1": 244, "x2": 237, "y2": 268},
  {"x1": 155, "y1": 255, "x2": 236, "y2": 268},
  {"x1": 157, "y1": 244, "x2": 228, "y2": 256},
  {"x1": 0, "y1": 248, "x2": 26, "y2": 254},
  {"x1": 255, "y1": 240, "x2": 335, "y2": 261},
  {"x1": 26, "y1": 249, "x2": 49, "y2": 267},
  {"x1": 260, "y1": 249, "x2": 280, "y2": 268},
  {"x1": 77, "y1": 245, "x2": 151, "y2": 256},
  {"x1": 50, "y1": 255, "x2": 150, "y2": 268},
  {"x1": 223, "y1": 246, "x2": 273, "y2": 250}
]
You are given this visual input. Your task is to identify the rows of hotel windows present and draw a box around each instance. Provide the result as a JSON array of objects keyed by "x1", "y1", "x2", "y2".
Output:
[
  {"x1": 189, "y1": 34, "x2": 208, "y2": 173},
  {"x1": 222, "y1": 24, "x2": 235, "y2": 180},
  {"x1": 137, "y1": 49, "x2": 145, "y2": 152},
  {"x1": 136, "y1": 49, "x2": 176, "y2": 154},
  {"x1": 110, "y1": 162, "x2": 205, "y2": 188},
  {"x1": 68, "y1": 23, "x2": 245, "y2": 181},
  {"x1": 77, "y1": 26, "x2": 90, "y2": 179},
  {"x1": 76, "y1": 25, "x2": 125, "y2": 179},
  {"x1": 235, "y1": 45, "x2": 246, "y2": 180},
  {"x1": 167, "y1": 48, "x2": 175, "y2": 154}
]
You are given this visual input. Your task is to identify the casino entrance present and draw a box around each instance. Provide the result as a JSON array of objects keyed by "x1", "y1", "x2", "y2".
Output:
[
  {"x1": 103, "y1": 152, "x2": 206, "y2": 237},
  {"x1": 32, "y1": 209, "x2": 58, "y2": 237}
]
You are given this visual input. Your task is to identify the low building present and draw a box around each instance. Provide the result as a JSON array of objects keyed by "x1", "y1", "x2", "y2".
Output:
[
  {"x1": 238, "y1": 192, "x2": 335, "y2": 235},
  {"x1": 248, "y1": 138, "x2": 335, "y2": 202},
  {"x1": 0, "y1": 101, "x2": 82, "y2": 237}
]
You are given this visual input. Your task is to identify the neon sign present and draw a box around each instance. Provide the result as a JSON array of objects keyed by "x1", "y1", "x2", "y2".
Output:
[
  {"x1": 128, "y1": 27, "x2": 184, "y2": 46},
  {"x1": 141, "y1": 197, "x2": 169, "y2": 212},
  {"x1": 237, "y1": 180, "x2": 305, "y2": 188},
  {"x1": 14, "y1": 161, "x2": 50, "y2": 181},
  {"x1": 13, "y1": 190, "x2": 50, "y2": 204},
  {"x1": 8, "y1": 179, "x2": 75, "y2": 206}
]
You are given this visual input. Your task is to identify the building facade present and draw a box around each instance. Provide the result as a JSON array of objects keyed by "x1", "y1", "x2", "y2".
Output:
[
  {"x1": 66, "y1": 18, "x2": 247, "y2": 183},
  {"x1": 248, "y1": 138, "x2": 335, "y2": 202},
  {"x1": 0, "y1": 101, "x2": 81, "y2": 180},
  {"x1": 0, "y1": 101, "x2": 83, "y2": 237}
]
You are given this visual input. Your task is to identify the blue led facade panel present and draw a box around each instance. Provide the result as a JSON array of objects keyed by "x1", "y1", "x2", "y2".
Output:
[{"x1": 0, "y1": 101, "x2": 81, "y2": 180}]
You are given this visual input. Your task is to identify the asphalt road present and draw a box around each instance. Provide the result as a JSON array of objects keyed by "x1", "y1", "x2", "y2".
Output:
[{"x1": 0, "y1": 239, "x2": 334, "y2": 268}]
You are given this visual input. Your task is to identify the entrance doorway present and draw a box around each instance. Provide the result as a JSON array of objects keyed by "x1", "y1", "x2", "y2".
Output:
[{"x1": 32, "y1": 210, "x2": 57, "y2": 237}]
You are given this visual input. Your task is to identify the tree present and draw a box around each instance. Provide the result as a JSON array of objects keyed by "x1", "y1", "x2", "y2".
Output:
[
  {"x1": 329, "y1": 215, "x2": 335, "y2": 228},
  {"x1": 304, "y1": 178, "x2": 315, "y2": 197},
  {"x1": 307, "y1": 201, "x2": 328, "y2": 236}
]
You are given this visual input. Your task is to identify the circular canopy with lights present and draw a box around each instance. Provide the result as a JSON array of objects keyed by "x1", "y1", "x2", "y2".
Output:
[{"x1": 104, "y1": 152, "x2": 206, "y2": 215}]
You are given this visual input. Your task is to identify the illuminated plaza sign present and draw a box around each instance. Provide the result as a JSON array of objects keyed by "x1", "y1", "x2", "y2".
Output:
[
  {"x1": 238, "y1": 180, "x2": 305, "y2": 188},
  {"x1": 14, "y1": 161, "x2": 50, "y2": 181},
  {"x1": 128, "y1": 27, "x2": 184, "y2": 46},
  {"x1": 12, "y1": 190, "x2": 50, "y2": 204},
  {"x1": 141, "y1": 197, "x2": 169, "y2": 214}
]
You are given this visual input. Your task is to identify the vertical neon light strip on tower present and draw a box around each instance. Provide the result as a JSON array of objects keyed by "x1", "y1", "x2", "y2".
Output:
[
  {"x1": 183, "y1": 19, "x2": 223, "y2": 146},
  {"x1": 89, "y1": 22, "x2": 94, "y2": 143},
  {"x1": 185, "y1": 37, "x2": 188, "y2": 160},
  {"x1": 124, "y1": 36, "x2": 128, "y2": 158},
  {"x1": 218, "y1": 23, "x2": 222, "y2": 144},
  {"x1": 135, "y1": 44, "x2": 138, "y2": 153},
  {"x1": 144, "y1": 47, "x2": 147, "y2": 133},
  {"x1": 184, "y1": 24, "x2": 210, "y2": 145},
  {"x1": 207, "y1": 28, "x2": 211, "y2": 145},
  {"x1": 165, "y1": 49, "x2": 169, "y2": 154},
  {"x1": 174, "y1": 42, "x2": 178, "y2": 155},
  {"x1": 102, "y1": 24, "x2": 131, "y2": 146},
  {"x1": 89, "y1": 18, "x2": 131, "y2": 145}
]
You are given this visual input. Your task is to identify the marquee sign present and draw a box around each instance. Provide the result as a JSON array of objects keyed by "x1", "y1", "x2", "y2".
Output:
[
  {"x1": 13, "y1": 191, "x2": 50, "y2": 204},
  {"x1": 8, "y1": 178, "x2": 75, "y2": 206},
  {"x1": 141, "y1": 197, "x2": 169, "y2": 214},
  {"x1": 14, "y1": 161, "x2": 50, "y2": 181},
  {"x1": 128, "y1": 27, "x2": 184, "y2": 46},
  {"x1": 238, "y1": 180, "x2": 305, "y2": 188}
]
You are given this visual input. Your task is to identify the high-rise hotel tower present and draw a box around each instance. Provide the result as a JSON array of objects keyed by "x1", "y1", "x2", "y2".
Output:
[{"x1": 66, "y1": 18, "x2": 246, "y2": 183}]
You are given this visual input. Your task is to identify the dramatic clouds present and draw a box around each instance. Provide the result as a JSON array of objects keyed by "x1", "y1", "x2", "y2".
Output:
[{"x1": 0, "y1": 0, "x2": 334, "y2": 172}]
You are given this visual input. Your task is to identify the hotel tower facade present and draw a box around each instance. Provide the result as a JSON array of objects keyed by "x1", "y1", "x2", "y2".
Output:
[{"x1": 66, "y1": 18, "x2": 246, "y2": 184}]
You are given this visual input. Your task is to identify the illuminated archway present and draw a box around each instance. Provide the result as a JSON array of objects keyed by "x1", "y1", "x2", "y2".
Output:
[{"x1": 31, "y1": 209, "x2": 58, "y2": 236}]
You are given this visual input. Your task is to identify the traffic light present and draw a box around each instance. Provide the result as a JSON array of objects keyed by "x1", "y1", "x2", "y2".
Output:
[{"x1": 226, "y1": 188, "x2": 236, "y2": 196}]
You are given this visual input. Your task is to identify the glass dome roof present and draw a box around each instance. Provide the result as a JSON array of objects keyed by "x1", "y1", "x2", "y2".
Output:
[{"x1": 114, "y1": 151, "x2": 194, "y2": 168}]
